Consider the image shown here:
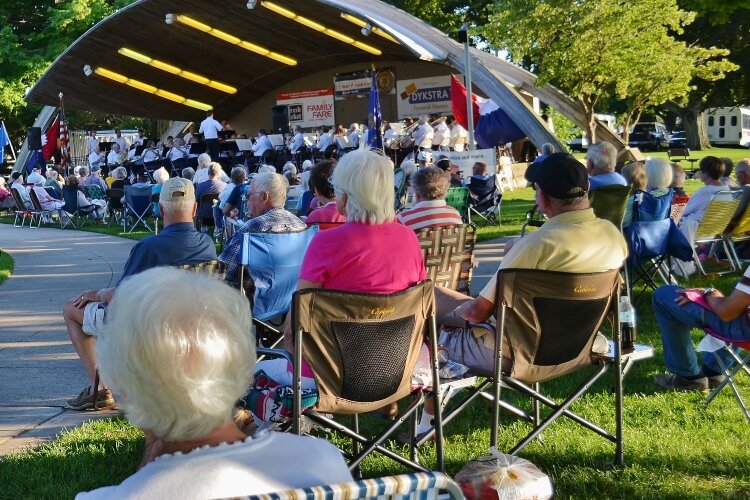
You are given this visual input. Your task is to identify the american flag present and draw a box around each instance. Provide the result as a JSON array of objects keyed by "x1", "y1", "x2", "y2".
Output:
[{"x1": 59, "y1": 110, "x2": 69, "y2": 159}]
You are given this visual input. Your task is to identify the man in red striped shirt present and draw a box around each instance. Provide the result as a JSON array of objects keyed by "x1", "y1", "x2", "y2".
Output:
[{"x1": 396, "y1": 166, "x2": 463, "y2": 231}]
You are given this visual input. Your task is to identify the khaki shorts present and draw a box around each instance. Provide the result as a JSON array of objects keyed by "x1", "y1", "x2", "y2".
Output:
[{"x1": 82, "y1": 302, "x2": 107, "y2": 337}]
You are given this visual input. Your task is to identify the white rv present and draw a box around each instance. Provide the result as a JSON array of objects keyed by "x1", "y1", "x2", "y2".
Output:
[{"x1": 705, "y1": 107, "x2": 750, "y2": 147}]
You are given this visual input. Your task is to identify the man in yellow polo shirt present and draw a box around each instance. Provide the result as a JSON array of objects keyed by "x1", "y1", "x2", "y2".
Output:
[
  {"x1": 402, "y1": 153, "x2": 627, "y2": 443},
  {"x1": 437, "y1": 152, "x2": 627, "y2": 371}
]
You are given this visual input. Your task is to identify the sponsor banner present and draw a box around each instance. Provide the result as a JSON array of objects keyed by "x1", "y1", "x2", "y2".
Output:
[
  {"x1": 396, "y1": 76, "x2": 456, "y2": 118},
  {"x1": 276, "y1": 88, "x2": 335, "y2": 128},
  {"x1": 334, "y1": 69, "x2": 396, "y2": 100},
  {"x1": 439, "y1": 148, "x2": 497, "y2": 178}
]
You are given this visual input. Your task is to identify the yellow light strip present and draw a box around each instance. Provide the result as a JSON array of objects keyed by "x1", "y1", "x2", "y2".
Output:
[
  {"x1": 173, "y1": 14, "x2": 297, "y2": 66},
  {"x1": 340, "y1": 13, "x2": 399, "y2": 44},
  {"x1": 261, "y1": 1, "x2": 382, "y2": 56},
  {"x1": 118, "y1": 48, "x2": 237, "y2": 94},
  {"x1": 91, "y1": 66, "x2": 212, "y2": 111}
]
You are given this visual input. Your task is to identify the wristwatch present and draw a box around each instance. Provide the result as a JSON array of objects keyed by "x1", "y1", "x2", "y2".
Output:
[{"x1": 703, "y1": 287, "x2": 717, "y2": 296}]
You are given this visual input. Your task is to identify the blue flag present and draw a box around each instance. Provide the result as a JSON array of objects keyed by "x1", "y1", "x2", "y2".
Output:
[
  {"x1": 366, "y1": 71, "x2": 383, "y2": 151},
  {"x1": 0, "y1": 122, "x2": 7, "y2": 165}
]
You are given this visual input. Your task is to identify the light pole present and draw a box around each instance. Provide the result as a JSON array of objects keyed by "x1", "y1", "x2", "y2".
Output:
[{"x1": 458, "y1": 22, "x2": 474, "y2": 150}]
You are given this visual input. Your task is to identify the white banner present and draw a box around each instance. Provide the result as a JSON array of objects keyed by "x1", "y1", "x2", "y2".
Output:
[
  {"x1": 396, "y1": 76, "x2": 454, "y2": 119},
  {"x1": 276, "y1": 88, "x2": 335, "y2": 129},
  {"x1": 439, "y1": 148, "x2": 497, "y2": 178}
]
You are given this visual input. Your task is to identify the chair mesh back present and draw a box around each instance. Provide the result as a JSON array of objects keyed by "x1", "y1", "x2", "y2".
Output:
[
  {"x1": 695, "y1": 196, "x2": 739, "y2": 240},
  {"x1": 295, "y1": 281, "x2": 434, "y2": 414},
  {"x1": 533, "y1": 297, "x2": 610, "y2": 366},
  {"x1": 331, "y1": 316, "x2": 415, "y2": 402},
  {"x1": 589, "y1": 184, "x2": 631, "y2": 228},
  {"x1": 496, "y1": 269, "x2": 619, "y2": 383}
]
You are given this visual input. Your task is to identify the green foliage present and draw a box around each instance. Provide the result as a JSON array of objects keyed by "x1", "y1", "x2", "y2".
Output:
[
  {"x1": 545, "y1": 107, "x2": 577, "y2": 145},
  {"x1": 478, "y1": 0, "x2": 736, "y2": 145},
  {"x1": 0, "y1": 250, "x2": 14, "y2": 285},
  {"x1": 382, "y1": 0, "x2": 493, "y2": 37}
]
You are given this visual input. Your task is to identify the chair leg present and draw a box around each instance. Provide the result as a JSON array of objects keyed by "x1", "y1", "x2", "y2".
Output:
[
  {"x1": 705, "y1": 349, "x2": 750, "y2": 423},
  {"x1": 351, "y1": 414, "x2": 361, "y2": 479}
]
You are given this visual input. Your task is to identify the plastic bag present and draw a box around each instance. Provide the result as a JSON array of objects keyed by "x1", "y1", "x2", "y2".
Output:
[
  {"x1": 454, "y1": 448, "x2": 553, "y2": 500},
  {"x1": 411, "y1": 343, "x2": 469, "y2": 386}
]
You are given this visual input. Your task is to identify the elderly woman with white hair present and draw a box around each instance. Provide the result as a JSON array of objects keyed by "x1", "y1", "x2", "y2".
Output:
[
  {"x1": 244, "y1": 150, "x2": 425, "y2": 424},
  {"x1": 151, "y1": 167, "x2": 170, "y2": 218},
  {"x1": 44, "y1": 168, "x2": 64, "y2": 198},
  {"x1": 77, "y1": 268, "x2": 351, "y2": 499},
  {"x1": 191, "y1": 153, "x2": 212, "y2": 184}
]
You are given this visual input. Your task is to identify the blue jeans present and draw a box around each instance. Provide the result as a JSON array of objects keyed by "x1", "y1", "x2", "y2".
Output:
[{"x1": 652, "y1": 285, "x2": 750, "y2": 376}]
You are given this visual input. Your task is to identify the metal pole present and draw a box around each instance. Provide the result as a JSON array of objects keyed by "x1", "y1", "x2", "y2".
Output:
[{"x1": 463, "y1": 22, "x2": 475, "y2": 151}]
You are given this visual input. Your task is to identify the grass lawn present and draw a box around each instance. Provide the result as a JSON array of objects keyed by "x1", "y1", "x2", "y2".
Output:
[
  {"x1": 572, "y1": 146, "x2": 750, "y2": 167},
  {"x1": 0, "y1": 249, "x2": 13, "y2": 285},
  {"x1": 2, "y1": 167, "x2": 750, "y2": 497}
]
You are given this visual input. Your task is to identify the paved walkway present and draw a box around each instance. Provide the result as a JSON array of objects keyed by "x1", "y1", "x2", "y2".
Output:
[
  {"x1": 0, "y1": 224, "x2": 136, "y2": 455},
  {"x1": 0, "y1": 223, "x2": 511, "y2": 456}
]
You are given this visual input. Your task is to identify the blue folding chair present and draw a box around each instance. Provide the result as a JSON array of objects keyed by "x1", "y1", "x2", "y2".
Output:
[
  {"x1": 62, "y1": 185, "x2": 96, "y2": 229},
  {"x1": 240, "y1": 226, "x2": 318, "y2": 322},
  {"x1": 123, "y1": 185, "x2": 154, "y2": 233}
]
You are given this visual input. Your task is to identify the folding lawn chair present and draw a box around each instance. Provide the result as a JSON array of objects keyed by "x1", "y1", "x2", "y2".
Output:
[
  {"x1": 722, "y1": 187, "x2": 750, "y2": 268},
  {"x1": 28, "y1": 188, "x2": 62, "y2": 228},
  {"x1": 394, "y1": 167, "x2": 407, "y2": 210},
  {"x1": 445, "y1": 186, "x2": 470, "y2": 224},
  {"x1": 430, "y1": 269, "x2": 654, "y2": 467},
  {"x1": 256, "y1": 281, "x2": 445, "y2": 474},
  {"x1": 589, "y1": 184, "x2": 632, "y2": 229},
  {"x1": 123, "y1": 185, "x2": 154, "y2": 233},
  {"x1": 84, "y1": 184, "x2": 106, "y2": 200},
  {"x1": 62, "y1": 185, "x2": 97, "y2": 229},
  {"x1": 682, "y1": 191, "x2": 739, "y2": 276},
  {"x1": 195, "y1": 192, "x2": 216, "y2": 234},
  {"x1": 239, "y1": 227, "x2": 318, "y2": 346},
  {"x1": 699, "y1": 331, "x2": 750, "y2": 423},
  {"x1": 417, "y1": 224, "x2": 476, "y2": 295},
  {"x1": 468, "y1": 176, "x2": 501, "y2": 224},
  {"x1": 245, "y1": 472, "x2": 463, "y2": 500},
  {"x1": 106, "y1": 188, "x2": 125, "y2": 227},
  {"x1": 10, "y1": 187, "x2": 38, "y2": 228}
]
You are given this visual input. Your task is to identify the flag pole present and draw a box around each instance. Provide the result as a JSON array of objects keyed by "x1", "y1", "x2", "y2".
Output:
[
  {"x1": 3, "y1": 121, "x2": 17, "y2": 161},
  {"x1": 58, "y1": 92, "x2": 71, "y2": 177},
  {"x1": 461, "y1": 22, "x2": 475, "y2": 151}
]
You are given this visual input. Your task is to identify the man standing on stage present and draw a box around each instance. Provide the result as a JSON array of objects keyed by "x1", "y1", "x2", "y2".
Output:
[{"x1": 200, "y1": 110, "x2": 222, "y2": 161}]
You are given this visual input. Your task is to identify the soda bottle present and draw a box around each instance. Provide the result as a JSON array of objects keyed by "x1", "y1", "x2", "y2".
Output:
[{"x1": 618, "y1": 295, "x2": 636, "y2": 352}]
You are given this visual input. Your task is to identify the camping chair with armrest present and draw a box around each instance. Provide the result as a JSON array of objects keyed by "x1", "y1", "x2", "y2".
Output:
[
  {"x1": 10, "y1": 187, "x2": 38, "y2": 228},
  {"x1": 122, "y1": 185, "x2": 154, "y2": 233},
  {"x1": 468, "y1": 175, "x2": 502, "y2": 224},
  {"x1": 239, "y1": 227, "x2": 318, "y2": 347},
  {"x1": 84, "y1": 184, "x2": 106, "y2": 201},
  {"x1": 245, "y1": 472, "x2": 463, "y2": 500},
  {"x1": 44, "y1": 186, "x2": 61, "y2": 200},
  {"x1": 445, "y1": 186, "x2": 470, "y2": 224},
  {"x1": 170, "y1": 157, "x2": 187, "y2": 177},
  {"x1": 698, "y1": 329, "x2": 750, "y2": 423},
  {"x1": 195, "y1": 193, "x2": 217, "y2": 234},
  {"x1": 62, "y1": 185, "x2": 97, "y2": 229},
  {"x1": 721, "y1": 187, "x2": 750, "y2": 268},
  {"x1": 394, "y1": 167, "x2": 407, "y2": 210},
  {"x1": 589, "y1": 184, "x2": 632, "y2": 229},
  {"x1": 683, "y1": 191, "x2": 739, "y2": 276},
  {"x1": 151, "y1": 192, "x2": 162, "y2": 234},
  {"x1": 106, "y1": 188, "x2": 125, "y2": 227},
  {"x1": 143, "y1": 160, "x2": 161, "y2": 182},
  {"x1": 426, "y1": 269, "x2": 654, "y2": 467},
  {"x1": 256, "y1": 281, "x2": 445, "y2": 475},
  {"x1": 417, "y1": 224, "x2": 477, "y2": 295},
  {"x1": 28, "y1": 187, "x2": 64, "y2": 228}
]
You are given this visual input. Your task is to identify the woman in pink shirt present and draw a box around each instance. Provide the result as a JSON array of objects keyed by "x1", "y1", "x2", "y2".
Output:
[
  {"x1": 305, "y1": 159, "x2": 346, "y2": 227},
  {"x1": 245, "y1": 150, "x2": 426, "y2": 423}
]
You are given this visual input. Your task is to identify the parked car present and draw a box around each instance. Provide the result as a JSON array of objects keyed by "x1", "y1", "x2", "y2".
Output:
[
  {"x1": 628, "y1": 122, "x2": 669, "y2": 151},
  {"x1": 568, "y1": 133, "x2": 588, "y2": 152},
  {"x1": 668, "y1": 131, "x2": 687, "y2": 148}
]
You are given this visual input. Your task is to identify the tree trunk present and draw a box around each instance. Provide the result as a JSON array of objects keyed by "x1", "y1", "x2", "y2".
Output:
[
  {"x1": 682, "y1": 106, "x2": 711, "y2": 150},
  {"x1": 584, "y1": 111, "x2": 597, "y2": 145}
]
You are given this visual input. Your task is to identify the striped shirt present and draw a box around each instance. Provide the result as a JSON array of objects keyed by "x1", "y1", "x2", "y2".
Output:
[{"x1": 396, "y1": 199, "x2": 463, "y2": 231}]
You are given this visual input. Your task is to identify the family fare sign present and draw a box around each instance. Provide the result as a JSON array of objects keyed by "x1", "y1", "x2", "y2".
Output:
[
  {"x1": 396, "y1": 76, "x2": 455, "y2": 119},
  {"x1": 276, "y1": 88, "x2": 335, "y2": 128}
]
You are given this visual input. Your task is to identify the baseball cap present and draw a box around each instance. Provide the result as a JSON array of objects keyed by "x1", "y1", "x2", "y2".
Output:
[
  {"x1": 160, "y1": 177, "x2": 195, "y2": 203},
  {"x1": 525, "y1": 153, "x2": 588, "y2": 199}
]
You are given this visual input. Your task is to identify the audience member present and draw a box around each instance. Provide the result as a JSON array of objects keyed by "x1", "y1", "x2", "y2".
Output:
[
  {"x1": 110, "y1": 166, "x2": 130, "y2": 190},
  {"x1": 76, "y1": 267, "x2": 351, "y2": 498},
  {"x1": 181, "y1": 167, "x2": 195, "y2": 181},
  {"x1": 29, "y1": 175, "x2": 64, "y2": 213},
  {"x1": 27, "y1": 165, "x2": 45, "y2": 185},
  {"x1": 195, "y1": 162, "x2": 227, "y2": 223},
  {"x1": 621, "y1": 161, "x2": 647, "y2": 192},
  {"x1": 0, "y1": 177, "x2": 11, "y2": 208},
  {"x1": 192, "y1": 153, "x2": 212, "y2": 184},
  {"x1": 84, "y1": 166, "x2": 109, "y2": 193},
  {"x1": 306, "y1": 160, "x2": 345, "y2": 225},
  {"x1": 586, "y1": 142, "x2": 627, "y2": 190},
  {"x1": 151, "y1": 167, "x2": 170, "y2": 217},
  {"x1": 670, "y1": 163, "x2": 689, "y2": 202},
  {"x1": 219, "y1": 173, "x2": 306, "y2": 285},
  {"x1": 45, "y1": 169, "x2": 63, "y2": 198},
  {"x1": 64, "y1": 176, "x2": 106, "y2": 221},
  {"x1": 533, "y1": 143, "x2": 555, "y2": 163},
  {"x1": 721, "y1": 157, "x2": 739, "y2": 189},
  {"x1": 397, "y1": 166, "x2": 463, "y2": 231},
  {"x1": 63, "y1": 178, "x2": 217, "y2": 411},
  {"x1": 244, "y1": 150, "x2": 425, "y2": 424}
]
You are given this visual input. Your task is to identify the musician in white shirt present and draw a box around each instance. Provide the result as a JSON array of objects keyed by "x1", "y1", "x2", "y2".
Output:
[
  {"x1": 141, "y1": 141, "x2": 161, "y2": 164},
  {"x1": 182, "y1": 125, "x2": 195, "y2": 146},
  {"x1": 133, "y1": 129, "x2": 146, "y2": 146},
  {"x1": 449, "y1": 120, "x2": 468, "y2": 152},
  {"x1": 168, "y1": 138, "x2": 188, "y2": 162},
  {"x1": 113, "y1": 128, "x2": 128, "y2": 153},
  {"x1": 432, "y1": 118, "x2": 450, "y2": 151},
  {"x1": 88, "y1": 145, "x2": 105, "y2": 169},
  {"x1": 251, "y1": 129, "x2": 273, "y2": 158},
  {"x1": 383, "y1": 121, "x2": 396, "y2": 148},
  {"x1": 289, "y1": 125, "x2": 304, "y2": 155},
  {"x1": 316, "y1": 126, "x2": 334, "y2": 152},
  {"x1": 348, "y1": 123, "x2": 360, "y2": 149},
  {"x1": 107, "y1": 143, "x2": 124, "y2": 167},
  {"x1": 199, "y1": 110, "x2": 222, "y2": 160},
  {"x1": 412, "y1": 116, "x2": 434, "y2": 151},
  {"x1": 86, "y1": 130, "x2": 99, "y2": 155}
]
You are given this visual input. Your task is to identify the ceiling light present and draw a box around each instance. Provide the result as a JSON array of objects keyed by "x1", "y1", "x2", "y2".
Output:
[
  {"x1": 118, "y1": 48, "x2": 237, "y2": 94},
  {"x1": 340, "y1": 13, "x2": 398, "y2": 44},
  {"x1": 361, "y1": 23, "x2": 372, "y2": 37},
  {"x1": 261, "y1": 2, "x2": 382, "y2": 56},
  {"x1": 246, "y1": 0, "x2": 257, "y2": 8},
  {"x1": 84, "y1": 65, "x2": 212, "y2": 111},
  {"x1": 168, "y1": 14, "x2": 297, "y2": 65}
]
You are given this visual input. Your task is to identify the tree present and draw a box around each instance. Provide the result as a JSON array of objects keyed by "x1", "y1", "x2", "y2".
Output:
[
  {"x1": 478, "y1": 0, "x2": 736, "y2": 146},
  {"x1": 383, "y1": 0, "x2": 493, "y2": 38}
]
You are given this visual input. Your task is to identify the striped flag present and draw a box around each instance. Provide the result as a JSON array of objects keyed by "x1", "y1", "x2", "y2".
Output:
[
  {"x1": 43, "y1": 114, "x2": 59, "y2": 160},
  {"x1": 59, "y1": 110, "x2": 69, "y2": 161}
]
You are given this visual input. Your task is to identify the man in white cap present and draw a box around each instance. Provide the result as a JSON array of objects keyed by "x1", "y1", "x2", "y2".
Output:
[{"x1": 62, "y1": 177, "x2": 217, "y2": 411}]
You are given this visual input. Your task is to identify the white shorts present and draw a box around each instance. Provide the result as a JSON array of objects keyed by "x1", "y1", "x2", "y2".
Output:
[{"x1": 82, "y1": 302, "x2": 107, "y2": 337}]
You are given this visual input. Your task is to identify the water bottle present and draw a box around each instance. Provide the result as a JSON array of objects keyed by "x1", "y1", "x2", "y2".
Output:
[{"x1": 618, "y1": 296, "x2": 636, "y2": 352}]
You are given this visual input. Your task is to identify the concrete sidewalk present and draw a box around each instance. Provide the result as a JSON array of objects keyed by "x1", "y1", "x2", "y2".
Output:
[
  {"x1": 0, "y1": 224, "x2": 511, "y2": 456},
  {"x1": 0, "y1": 224, "x2": 136, "y2": 455}
]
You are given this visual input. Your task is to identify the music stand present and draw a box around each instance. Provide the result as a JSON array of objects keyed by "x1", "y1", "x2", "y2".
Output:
[
  {"x1": 135, "y1": 145, "x2": 146, "y2": 156},
  {"x1": 219, "y1": 130, "x2": 235, "y2": 140},
  {"x1": 235, "y1": 139, "x2": 254, "y2": 152},
  {"x1": 99, "y1": 141, "x2": 114, "y2": 152},
  {"x1": 269, "y1": 134, "x2": 285, "y2": 149},
  {"x1": 189, "y1": 143, "x2": 207, "y2": 155}
]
